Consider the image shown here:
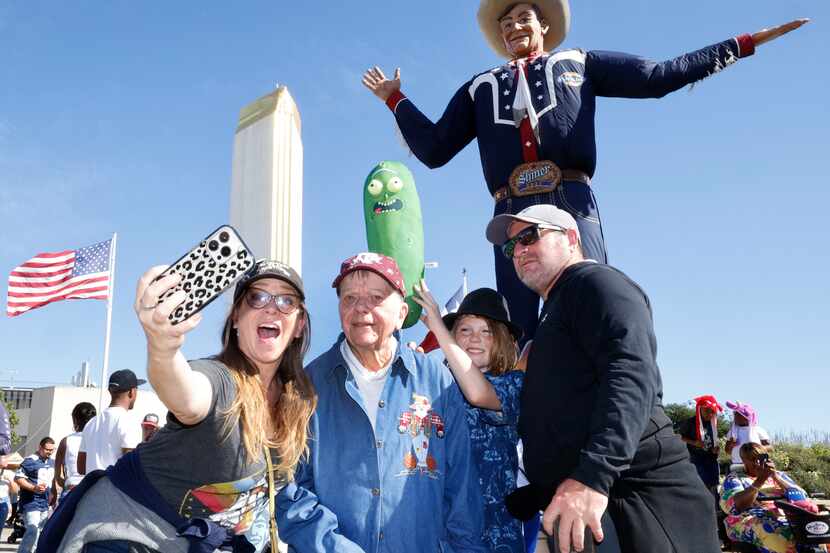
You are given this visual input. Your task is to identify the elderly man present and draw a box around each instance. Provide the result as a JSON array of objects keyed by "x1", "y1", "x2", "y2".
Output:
[
  {"x1": 363, "y1": 0, "x2": 806, "y2": 344},
  {"x1": 485, "y1": 205, "x2": 720, "y2": 553},
  {"x1": 277, "y1": 253, "x2": 486, "y2": 553}
]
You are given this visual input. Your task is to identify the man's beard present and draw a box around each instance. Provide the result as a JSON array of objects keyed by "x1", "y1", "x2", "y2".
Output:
[{"x1": 517, "y1": 267, "x2": 553, "y2": 296}]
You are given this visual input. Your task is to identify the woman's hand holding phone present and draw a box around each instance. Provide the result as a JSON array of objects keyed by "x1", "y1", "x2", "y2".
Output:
[{"x1": 135, "y1": 266, "x2": 202, "y2": 360}]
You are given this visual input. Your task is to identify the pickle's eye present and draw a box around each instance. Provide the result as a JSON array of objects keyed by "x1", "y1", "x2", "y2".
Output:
[
  {"x1": 367, "y1": 179, "x2": 383, "y2": 196},
  {"x1": 387, "y1": 176, "x2": 403, "y2": 193}
]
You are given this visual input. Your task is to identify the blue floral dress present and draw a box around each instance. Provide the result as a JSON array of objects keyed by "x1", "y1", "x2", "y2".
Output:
[{"x1": 466, "y1": 370, "x2": 524, "y2": 553}]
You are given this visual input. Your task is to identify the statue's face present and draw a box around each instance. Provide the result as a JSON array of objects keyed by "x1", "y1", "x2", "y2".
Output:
[{"x1": 498, "y1": 3, "x2": 549, "y2": 58}]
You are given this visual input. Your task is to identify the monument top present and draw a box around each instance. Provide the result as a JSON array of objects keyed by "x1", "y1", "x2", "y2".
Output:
[{"x1": 236, "y1": 85, "x2": 301, "y2": 134}]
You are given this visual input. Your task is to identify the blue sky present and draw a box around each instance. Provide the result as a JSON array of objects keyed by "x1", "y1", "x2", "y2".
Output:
[{"x1": 1, "y1": 1, "x2": 827, "y2": 434}]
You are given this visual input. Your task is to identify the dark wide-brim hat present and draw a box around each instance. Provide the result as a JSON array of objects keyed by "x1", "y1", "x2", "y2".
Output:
[
  {"x1": 233, "y1": 259, "x2": 305, "y2": 302},
  {"x1": 477, "y1": 0, "x2": 571, "y2": 59},
  {"x1": 443, "y1": 287, "x2": 522, "y2": 341}
]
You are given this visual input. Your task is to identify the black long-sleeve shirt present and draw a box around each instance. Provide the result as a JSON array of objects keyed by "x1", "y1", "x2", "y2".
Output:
[{"x1": 520, "y1": 261, "x2": 672, "y2": 496}]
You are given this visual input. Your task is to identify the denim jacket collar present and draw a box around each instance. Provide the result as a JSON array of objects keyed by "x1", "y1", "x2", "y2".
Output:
[{"x1": 323, "y1": 332, "x2": 417, "y2": 380}]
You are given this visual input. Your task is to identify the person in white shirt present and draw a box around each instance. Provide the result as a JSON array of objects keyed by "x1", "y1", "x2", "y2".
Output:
[
  {"x1": 0, "y1": 466, "x2": 19, "y2": 526},
  {"x1": 77, "y1": 370, "x2": 144, "y2": 474},
  {"x1": 724, "y1": 400, "x2": 771, "y2": 466},
  {"x1": 51, "y1": 402, "x2": 97, "y2": 504}
]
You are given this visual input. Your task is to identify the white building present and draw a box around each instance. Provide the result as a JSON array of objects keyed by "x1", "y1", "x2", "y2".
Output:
[
  {"x1": 5, "y1": 385, "x2": 167, "y2": 456},
  {"x1": 230, "y1": 86, "x2": 304, "y2": 273}
]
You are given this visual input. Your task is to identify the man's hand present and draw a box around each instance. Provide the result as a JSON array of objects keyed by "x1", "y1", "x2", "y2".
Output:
[
  {"x1": 543, "y1": 479, "x2": 607, "y2": 553},
  {"x1": 752, "y1": 19, "x2": 809, "y2": 47},
  {"x1": 35, "y1": 483, "x2": 47, "y2": 493},
  {"x1": 361, "y1": 66, "x2": 401, "y2": 103}
]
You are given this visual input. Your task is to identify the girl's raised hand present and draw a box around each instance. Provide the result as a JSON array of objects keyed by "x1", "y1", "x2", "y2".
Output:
[{"x1": 412, "y1": 279, "x2": 445, "y2": 333}]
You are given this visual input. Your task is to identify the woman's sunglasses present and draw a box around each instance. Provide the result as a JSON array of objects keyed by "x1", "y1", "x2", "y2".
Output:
[
  {"x1": 244, "y1": 288, "x2": 302, "y2": 315},
  {"x1": 501, "y1": 225, "x2": 565, "y2": 259}
]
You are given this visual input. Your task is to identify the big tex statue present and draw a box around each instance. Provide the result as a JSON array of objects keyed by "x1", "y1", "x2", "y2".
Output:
[{"x1": 363, "y1": 0, "x2": 807, "y2": 342}]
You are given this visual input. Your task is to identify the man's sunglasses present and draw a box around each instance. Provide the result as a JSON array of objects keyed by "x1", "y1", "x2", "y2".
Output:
[
  {"x1": 244, "y1": 288, "x2": 302, "y2": 314},
  {"x1": 501, "y1": 225, "x2": 565, "y2": 259}
]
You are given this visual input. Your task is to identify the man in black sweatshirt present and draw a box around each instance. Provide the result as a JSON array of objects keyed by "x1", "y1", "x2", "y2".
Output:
[{"x1": 486, "y1": 205, "x2": 719, "y2": 553}]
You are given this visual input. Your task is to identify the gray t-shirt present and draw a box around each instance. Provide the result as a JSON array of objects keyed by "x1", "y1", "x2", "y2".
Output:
[{"x1": 139, "y1": 358, "x2": 268, "y2": 536}]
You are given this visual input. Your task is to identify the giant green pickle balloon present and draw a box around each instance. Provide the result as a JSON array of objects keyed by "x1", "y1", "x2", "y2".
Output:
[{"x1": 363, "y1": 161, "x2": 424, "y2": 328}]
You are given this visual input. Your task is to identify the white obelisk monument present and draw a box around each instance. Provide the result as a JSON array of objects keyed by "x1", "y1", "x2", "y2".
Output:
[{"x1": 230, "y1": 86, "x2": 303, "y2": 273}]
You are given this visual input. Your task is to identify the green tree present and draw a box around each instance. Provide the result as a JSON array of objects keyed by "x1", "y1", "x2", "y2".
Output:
[
  {"x1": 0, "y1": 391, "x2": 20, "y2": 448},
  {"x1": 665, "y1": 402, "x2": 730, "y2": 435},
  {"x1": 665, "y1": 402, "x2": 694, "y2": 430},
  {"x1": 770, "y1": 443, "x2": 830, "y2": 496}
]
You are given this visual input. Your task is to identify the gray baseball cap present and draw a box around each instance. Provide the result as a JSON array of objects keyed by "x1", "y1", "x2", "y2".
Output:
[{"x1": 486, "y1": 204, "x2": 579, "y2": 245}]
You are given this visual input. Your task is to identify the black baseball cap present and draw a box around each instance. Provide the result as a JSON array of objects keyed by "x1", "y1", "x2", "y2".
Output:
[
  {"x1": 233, "y1": 259, "x2": 305, "y2": 302},
  {"x1": 108, "y1": 369, "x2": 146, "y2": 392}
]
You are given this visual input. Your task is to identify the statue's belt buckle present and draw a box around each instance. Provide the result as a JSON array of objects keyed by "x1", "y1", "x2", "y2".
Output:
[{"x1": 508, "y1": 161, "x2": 562, "y2": 197}]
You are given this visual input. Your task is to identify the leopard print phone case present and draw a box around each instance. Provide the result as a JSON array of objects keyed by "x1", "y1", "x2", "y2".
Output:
[{"x1": 156, "y1": 225, "x2": 255, "y2": 325}]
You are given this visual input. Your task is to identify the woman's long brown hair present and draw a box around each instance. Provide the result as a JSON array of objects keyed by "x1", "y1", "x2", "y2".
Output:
[{"x1": 215, "y1": 295, "x2": 317, "y2": 482}]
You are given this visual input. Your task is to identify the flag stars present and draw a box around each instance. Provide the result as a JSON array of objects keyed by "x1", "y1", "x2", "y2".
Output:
[
  {"x1": 500, "y1": 72, "x2": 509, "y2": 80},
  {"x1": 503, "y1": 90, "x2": 510, "y2": 96},
  {"x1": 504, "y1": 105, "x2": 511, "y2": 110},
  {"x1": 533, "y1": 63, "x2": 542, "y2": 71},
  {"x1": 537, "y1": 95, "x2": 544, "y2": 100},
  {"x1": 535, "y1": 81, "x2": 542, "y2": 87}
]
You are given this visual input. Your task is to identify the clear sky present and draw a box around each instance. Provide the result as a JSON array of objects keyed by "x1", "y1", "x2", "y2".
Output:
[{"x1": 1, "y1": 1, "x2": 827, "y2": 435}]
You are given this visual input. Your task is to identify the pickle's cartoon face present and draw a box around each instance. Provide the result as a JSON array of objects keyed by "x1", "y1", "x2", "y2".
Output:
[
  {"x1": 362, "y1": 160, "x2": 424, "y2": 329},
  {"x1": 365, "y1": 168, "x2": 407, "y2": 215}
]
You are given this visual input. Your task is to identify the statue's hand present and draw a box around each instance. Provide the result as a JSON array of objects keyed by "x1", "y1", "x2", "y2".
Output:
[
  {"x1": 361, "y1": 66, "x2": 401, "y2": 102},
  {"x1": 752, "y1": 18, "x2": 809, "y2": 47}
]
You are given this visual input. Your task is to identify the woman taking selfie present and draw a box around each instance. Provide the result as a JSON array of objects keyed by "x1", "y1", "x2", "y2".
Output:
[
  {"x1": 413, "y1": 283, "x2": 525, "y2": 553},
  {"x1": 39, "y1": 259, "x2": 316, "y2": 553}
]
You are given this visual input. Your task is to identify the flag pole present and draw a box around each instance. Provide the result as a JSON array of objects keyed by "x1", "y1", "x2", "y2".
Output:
[
  {"x1": 462, "y1": 268, "x2": 468, "y2": 296},
  {"x1": 98, "y1": 233, "x2": 117, "y2": 411}
]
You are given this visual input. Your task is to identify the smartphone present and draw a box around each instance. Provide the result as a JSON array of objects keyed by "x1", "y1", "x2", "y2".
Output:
[
  {"x1": 549, "y1": 526, "x2": 597, "y2": 553},
  {"x1": 155, "y1": 225, "x2": 255, "y2": 325}
]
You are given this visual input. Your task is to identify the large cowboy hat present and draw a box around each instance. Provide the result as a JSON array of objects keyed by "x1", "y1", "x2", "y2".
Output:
[{"x1": 477, "y1": 0, "x2": 570, "y2": 59}]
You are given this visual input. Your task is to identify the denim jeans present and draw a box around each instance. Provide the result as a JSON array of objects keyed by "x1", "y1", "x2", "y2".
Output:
[
  {"x1": 493, "y1": 181, "x2": 607, "y2": 344},
  {"x1": 19, "y1": 509, "x2": 48, "y2": 553}
]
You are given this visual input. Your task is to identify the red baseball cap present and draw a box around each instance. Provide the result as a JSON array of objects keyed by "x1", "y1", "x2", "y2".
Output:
[{"x1": 331, "y1": 252, "x2": 407, "y2": 297}]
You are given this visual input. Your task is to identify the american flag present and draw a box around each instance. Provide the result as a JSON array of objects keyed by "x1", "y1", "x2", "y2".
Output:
[{"x1": 7, "y1": 239, "x2": 112, "y2": 317}]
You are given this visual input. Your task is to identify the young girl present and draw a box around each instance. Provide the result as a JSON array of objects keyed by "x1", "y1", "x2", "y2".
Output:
[{"x1": 414, "y1": 282, "x2": 524, "y2": 553}]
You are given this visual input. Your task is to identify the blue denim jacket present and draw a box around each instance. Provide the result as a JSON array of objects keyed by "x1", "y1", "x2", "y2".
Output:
[{"x1": 277, "y1": 335, "x2": 487, "y2": 553}]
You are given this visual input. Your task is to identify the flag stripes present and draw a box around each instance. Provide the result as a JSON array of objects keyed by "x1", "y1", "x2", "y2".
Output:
[{"x1": 6, "y1": 240, "x2": 112, "y2": 317}]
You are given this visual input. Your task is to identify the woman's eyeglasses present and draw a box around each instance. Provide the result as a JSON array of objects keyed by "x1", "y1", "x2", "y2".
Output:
[
  {"x1": 501, "y1": 225, "x2": 565, "y2": 259},
  {"x1": 244, "y1": 289, "x2": 302, "y2": 314}
]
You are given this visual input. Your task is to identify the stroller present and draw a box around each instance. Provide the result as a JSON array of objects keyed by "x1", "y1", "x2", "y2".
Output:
[{"x1": 5, "y1": 505, "x2": 25, "y2": 544}]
